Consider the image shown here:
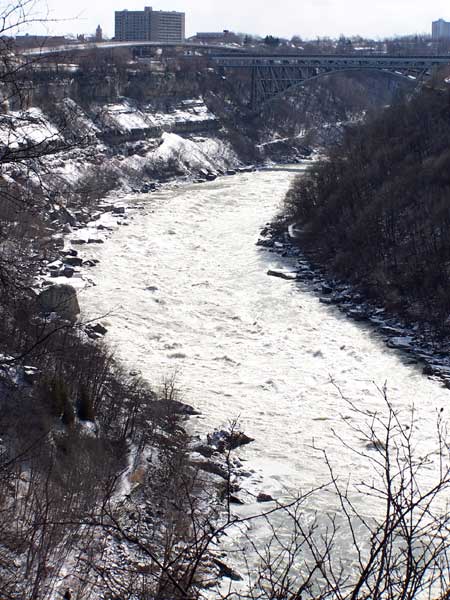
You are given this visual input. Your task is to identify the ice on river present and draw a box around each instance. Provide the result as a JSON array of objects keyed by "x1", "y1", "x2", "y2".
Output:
[{"x1": 81, "y1": 168, "x2": 449, "y2": 575}]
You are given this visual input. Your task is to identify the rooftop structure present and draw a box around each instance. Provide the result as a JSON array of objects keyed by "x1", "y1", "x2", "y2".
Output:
[
  {"x1": 193, "y1": 30, "x2": 240, "y2": 44},
  {"x1": 115, "y1": 6, "x2": 185, "y2": 43}
]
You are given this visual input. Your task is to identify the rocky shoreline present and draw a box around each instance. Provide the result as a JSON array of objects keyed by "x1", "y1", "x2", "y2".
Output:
[
  {"x1": 259, "y1": 224, "x2": 450, "y2": 392},
  {"x1": 32, "y1": 165, "x2": 282, "y2": 584},
  {"x1": 34, "y1": 163, "x2": 268, "y2": 331},
  {"x1": 34, "y1": 155, "x2": 314, "y2": 331}
]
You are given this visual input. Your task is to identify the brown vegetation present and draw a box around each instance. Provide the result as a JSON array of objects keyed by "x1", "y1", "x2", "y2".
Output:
[{"x1": 282, "y1": 85, "x2": 450, "y2": 332}]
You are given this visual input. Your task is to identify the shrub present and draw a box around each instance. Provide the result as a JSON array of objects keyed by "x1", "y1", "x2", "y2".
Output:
[{"x1": 77, "y1": 385, "x2": 95, "y2": 422}]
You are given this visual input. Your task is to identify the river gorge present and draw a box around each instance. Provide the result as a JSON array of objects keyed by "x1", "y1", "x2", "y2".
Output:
[{"x1": 81, "y1": 166, "x2": 449, "y2": 585}]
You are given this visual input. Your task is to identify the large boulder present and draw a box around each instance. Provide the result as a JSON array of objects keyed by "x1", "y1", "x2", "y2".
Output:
[
  {"x1": 207, "y1": 429, "x2": 254, "y2": 452},
  {"x1": 38, "y1": 284, "x2": 80, "y2": 321},
  {"x1": 257, "y1": 492, "x2": 275, "y2": 503},
  {"x1": 64, "y1": 256, "x2": 83, "y2": 267}
]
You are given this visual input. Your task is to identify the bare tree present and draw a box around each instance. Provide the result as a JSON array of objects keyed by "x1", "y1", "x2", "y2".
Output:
[{"x1": 219, "y1": 388, "x2": 450, "y2": 600}]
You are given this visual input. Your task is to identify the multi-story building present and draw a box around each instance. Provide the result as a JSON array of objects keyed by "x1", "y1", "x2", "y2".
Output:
[
  {"x1": 432, "y1": 18, "x2": 450, "y2": 40},
  {"x1": 115, "y1": 6, "x2": 185, "y2": 43}
]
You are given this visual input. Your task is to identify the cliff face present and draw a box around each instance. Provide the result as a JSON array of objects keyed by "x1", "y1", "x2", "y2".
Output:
[
  {"x1": 0, "y1": 58, "x2": 409, "y2": 254},
  {"x1": 4, "y1": 59, "x2": 401, "y2": 196},
  {"x1": 0, "y1": 95, "x2": 243, "y2": 199}
]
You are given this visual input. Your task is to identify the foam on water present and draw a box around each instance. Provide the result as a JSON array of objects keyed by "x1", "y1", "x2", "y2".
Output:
[{"x1": 81, "y1": 168, "x2": 449, "y2": 584}]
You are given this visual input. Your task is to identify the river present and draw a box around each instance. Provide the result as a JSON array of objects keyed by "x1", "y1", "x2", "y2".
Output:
[{"x1": 81, "y1": 167, "x2": 449, "y2": 590}]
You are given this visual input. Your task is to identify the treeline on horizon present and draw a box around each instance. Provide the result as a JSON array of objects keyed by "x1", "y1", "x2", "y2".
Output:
[{"x1": 282, "y1": 85, "x2": 450, "y2": 331}]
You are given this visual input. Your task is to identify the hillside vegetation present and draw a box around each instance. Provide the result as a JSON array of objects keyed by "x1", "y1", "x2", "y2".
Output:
[{"x1": 282, "y1": 86, "x2": 450, "y2": 331}]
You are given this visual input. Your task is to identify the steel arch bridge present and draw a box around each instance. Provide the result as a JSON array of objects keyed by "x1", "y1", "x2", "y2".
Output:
[
  {"x1": 21, "y1": 41, "x2": 450, "y2": 111},
  {"x1": 211, "y1": 54, "x2": 450, "y2": 110}
]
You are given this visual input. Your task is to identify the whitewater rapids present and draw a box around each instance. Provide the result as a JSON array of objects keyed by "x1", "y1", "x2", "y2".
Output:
[{"x1": 81, "y1": 167, "x2": 448, "y2": 578}]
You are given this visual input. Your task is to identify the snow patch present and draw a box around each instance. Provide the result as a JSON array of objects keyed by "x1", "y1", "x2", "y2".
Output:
[
  {"x1": 0, "y1": 107, "x2": 61, "y2": 149},
  {"x1": 153, "y1": 132, "x2": 236, "y2": 173}
]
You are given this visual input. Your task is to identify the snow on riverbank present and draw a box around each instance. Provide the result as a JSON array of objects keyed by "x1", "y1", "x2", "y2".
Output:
[
  {"x1": 2, "y1": 96, "x2": 241, "y2": 195},
  {"x1": 0, "y1": 107, "x2": 61, "y2": 149},
  {"x1": 153, "y1": 132, "x2": 237, "y2": 173},
  {"x1": 47, "y1": 130, "x2": 240, "y2": 193}
]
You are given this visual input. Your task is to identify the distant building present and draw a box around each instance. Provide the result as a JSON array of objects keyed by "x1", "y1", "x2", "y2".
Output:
[
  {"x1": 115, "y1": 6, "x2": 185, "y2": 43},
  {"x1": 432, "y1": 18, "x2": 450, "y2": 40},
  {"x1": 14, "y1": 34, "x2": 68, "y2": 48},
  {"x1": 95, "y1": 25, "x2": 103, "y2": 42},
  {"x1": 193, "y1": 30, "x2": 238, "y2": 44}
]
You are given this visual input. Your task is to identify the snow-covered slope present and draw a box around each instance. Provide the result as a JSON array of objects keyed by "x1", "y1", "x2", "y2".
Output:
[
  {"x1": 98, "y1": 98, "x2": 216, "y2": 134},
  {"x1": 3, "y1": 96, "x2": 242, "y2": 195}
]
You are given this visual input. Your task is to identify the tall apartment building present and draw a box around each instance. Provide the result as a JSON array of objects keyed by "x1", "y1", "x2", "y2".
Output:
[
  {"x1": 115, "y1": 6, "x2": 185, "y2": 43},
  {"x1": 432, "y1": 18, "x2": 450, "y2": 40}
]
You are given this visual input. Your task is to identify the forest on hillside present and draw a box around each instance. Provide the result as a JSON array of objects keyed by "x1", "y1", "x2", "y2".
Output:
[{"x1": 282, "y1": 86, "x2": 450, "y2": 332}]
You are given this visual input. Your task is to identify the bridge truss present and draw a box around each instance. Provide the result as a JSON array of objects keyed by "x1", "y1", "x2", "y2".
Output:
[
  {"x1": 211, "y1": 55, "x2": 450, "y2": 110},
  {"x1": 22, "y1": 41, "x2": 450, "y2": 112}
]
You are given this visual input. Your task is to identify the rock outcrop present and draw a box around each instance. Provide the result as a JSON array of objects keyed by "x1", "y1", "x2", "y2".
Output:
[{"x1": 38, "y1": 284, "x2": 80, "y2": 321}]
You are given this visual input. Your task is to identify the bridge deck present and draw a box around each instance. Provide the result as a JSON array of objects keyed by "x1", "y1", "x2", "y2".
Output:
[
  {"x1": 21, "y1": 40, "x2": 450, "y2": 69},
  {"x1": 21, "y1": 41, "x2": 245, "y2": 57},
  {"x1": 212, "y1": 54, "x2": 450, "y2": 68}
]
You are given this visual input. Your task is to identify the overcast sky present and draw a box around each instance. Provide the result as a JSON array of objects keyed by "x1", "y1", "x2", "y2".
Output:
[{"x1": 20, "y1": 0, "x2": 450, "y2": 39}]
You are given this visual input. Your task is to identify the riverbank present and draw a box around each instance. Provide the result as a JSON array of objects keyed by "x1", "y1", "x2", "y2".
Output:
[
  {"x1": 30, "y1": 167, "x2": 272, "y2": 593},
  {"x1": 1, "y1": 132, "x2": 284, "y2": 597},
  {"x1": 36, "y1": 164, "x2": 274, "y2": 480},
  {"x1": 260, "y1": 223, "x2": 450, "y2": 391}
]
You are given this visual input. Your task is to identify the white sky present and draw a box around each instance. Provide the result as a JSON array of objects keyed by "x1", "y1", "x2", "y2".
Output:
[{"x1": 19, "y1": 0, "x2": 450, "y2": 40}]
